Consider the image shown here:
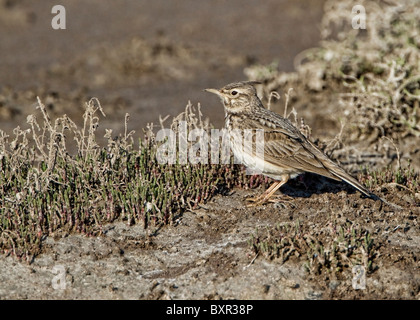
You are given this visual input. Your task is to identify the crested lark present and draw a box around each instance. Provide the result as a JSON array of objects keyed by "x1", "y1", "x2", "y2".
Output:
[{"x1": 205, "y1": 81, "x2": 377, "y2": 206}]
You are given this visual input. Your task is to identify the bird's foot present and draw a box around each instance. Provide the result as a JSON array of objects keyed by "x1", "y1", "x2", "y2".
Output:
[
  {"x1": 245, "y1": 194, "x2": 268, "y2": 207},
  {"x1": 246, "y1": 194, "x2": 294, "y2": 207}
]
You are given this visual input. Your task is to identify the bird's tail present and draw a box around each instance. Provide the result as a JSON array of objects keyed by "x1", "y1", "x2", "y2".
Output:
[
  {"x1": 304, "y1": 139, "x2": 400, "y2": 209},
  {"x1": 330, "y1": 167, "x2": 378, "y2": 200}
]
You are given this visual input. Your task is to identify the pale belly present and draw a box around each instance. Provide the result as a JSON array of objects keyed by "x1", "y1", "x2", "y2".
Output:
[{"x1": 229, "y1": 137, "x2": 302, "y2": 180}]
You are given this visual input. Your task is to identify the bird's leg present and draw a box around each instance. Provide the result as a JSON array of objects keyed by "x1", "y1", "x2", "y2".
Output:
[{"x1": 246, "y1": 176, "x2": 290, "y2": 206}]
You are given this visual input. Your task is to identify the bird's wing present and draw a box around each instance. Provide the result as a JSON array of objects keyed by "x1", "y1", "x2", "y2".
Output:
[
  {"x1": 242, "y1": 115, "x2": 341, "y2": 181},
  {"x1": 262, "y1": 130, "x2": 341, "y2": 181}
]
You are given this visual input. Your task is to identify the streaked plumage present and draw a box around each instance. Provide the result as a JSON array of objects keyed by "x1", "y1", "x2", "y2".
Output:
[{"x1": 205, "y1": 81, "x2": 377, "y2": 205}]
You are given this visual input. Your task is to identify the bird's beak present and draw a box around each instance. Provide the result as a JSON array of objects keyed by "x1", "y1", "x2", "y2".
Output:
[{"x1": 204, "y1": 88, "x2": 223, "y2": 97}]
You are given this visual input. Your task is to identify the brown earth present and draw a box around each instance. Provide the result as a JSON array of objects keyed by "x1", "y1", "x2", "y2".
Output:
[
  {"x1": 1, "y1": 186, "x2": 418, "y2": 299},
  {"x1": 0, "y1": 0, "x2": 419, "y2": 300}
]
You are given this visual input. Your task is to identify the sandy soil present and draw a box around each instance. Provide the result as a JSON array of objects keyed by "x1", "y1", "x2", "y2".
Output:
[
  {"x1": 1, "y1": 187, "x2": 418, "y2": 299},
  {"x1": 0, "y1": 0, "x2": 419, "y2": 300}
]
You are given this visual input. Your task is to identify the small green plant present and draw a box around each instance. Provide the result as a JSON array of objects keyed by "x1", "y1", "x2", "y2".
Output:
[
  {"x1": 359, "y1": 163, "x2": 419, "y2": 199},
  {"x1": 249, "y1": 220, "x2": 378, "y2": 275}
]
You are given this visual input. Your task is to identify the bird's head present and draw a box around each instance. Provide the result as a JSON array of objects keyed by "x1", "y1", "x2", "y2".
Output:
[{"x1": 204, "y1": 81, "x2": 262, "y2": 113}]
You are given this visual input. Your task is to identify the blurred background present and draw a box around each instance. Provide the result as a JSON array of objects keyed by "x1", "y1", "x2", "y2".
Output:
[{"x1": 0, "y1": 0, "x2": 325, "y2": 138}]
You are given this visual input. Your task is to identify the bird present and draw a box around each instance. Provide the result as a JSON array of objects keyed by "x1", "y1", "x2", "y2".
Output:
[{"x1": 205, "y1": 80, "x2": 378, "y2": 206}]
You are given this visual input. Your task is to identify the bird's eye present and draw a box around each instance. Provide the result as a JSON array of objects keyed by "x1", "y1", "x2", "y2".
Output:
[{"x1": 231, "y1": 90, "x2": 238, "y2": 96}]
